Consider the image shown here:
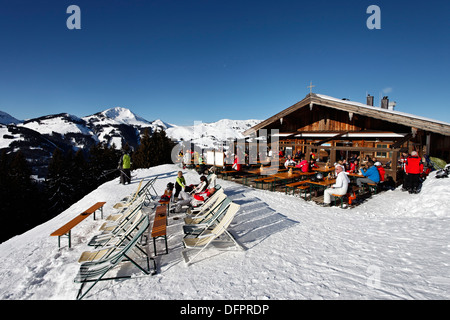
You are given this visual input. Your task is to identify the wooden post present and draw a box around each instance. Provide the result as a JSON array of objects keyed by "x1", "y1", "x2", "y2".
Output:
[{"x1": 391, "y1": 150, "x2": 398, "y2": 183}]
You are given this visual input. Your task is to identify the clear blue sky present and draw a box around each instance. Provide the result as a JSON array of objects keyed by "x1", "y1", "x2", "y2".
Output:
[{"x1": 0, "y1": 0, "x2": 449, "y2": 125}]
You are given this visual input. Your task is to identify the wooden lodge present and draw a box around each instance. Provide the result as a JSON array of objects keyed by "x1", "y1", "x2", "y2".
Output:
[{"x1": 243, "y1": 93, "x2": 450, "y2": 183}]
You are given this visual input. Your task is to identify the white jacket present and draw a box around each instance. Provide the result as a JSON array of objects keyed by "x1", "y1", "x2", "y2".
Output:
[{"x1": 332, "y1": 171, "x2": 350, "y2": 190}]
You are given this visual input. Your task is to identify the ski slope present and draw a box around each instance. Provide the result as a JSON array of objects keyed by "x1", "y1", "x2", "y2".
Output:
[{"x1": 0, "y1": 164, "x2": 449, "y2": 300}]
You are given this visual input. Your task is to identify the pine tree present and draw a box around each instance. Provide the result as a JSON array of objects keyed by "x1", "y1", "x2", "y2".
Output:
[
  {"x1": 45, "y1": 148, "x2": 73, "y2": 215},
  {"x1": 133, "y1": 128, "x2": 152, "y2": 168},
  {"x1": 0, "y1": 151, "x2": 46, "y2": 242}
]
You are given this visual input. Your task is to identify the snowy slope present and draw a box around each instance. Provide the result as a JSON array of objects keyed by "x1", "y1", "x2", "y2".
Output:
[
  {"x1": 166, "y1": 119, "x2": 261, "y2": 148},
  {"x1": 0, "y1": 164, "x2": 449, "y2": 300}
]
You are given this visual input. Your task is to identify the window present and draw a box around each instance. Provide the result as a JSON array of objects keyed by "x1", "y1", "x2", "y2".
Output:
[{"x1": 376, "y1": 144, "x2": 391, "y2": 158}]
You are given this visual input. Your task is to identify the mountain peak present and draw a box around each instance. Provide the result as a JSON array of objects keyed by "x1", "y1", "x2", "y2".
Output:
[
  {"x1": 0, "y1": 110, "x2": 22, "y2": 125},
  {"x1": 96, "y1": 107, "x2": 151, "y2": 126}
]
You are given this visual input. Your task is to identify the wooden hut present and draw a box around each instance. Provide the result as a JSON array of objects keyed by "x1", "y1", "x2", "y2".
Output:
[{"x1": 243, "y1": 93, "x2": 450, "y2": 182}]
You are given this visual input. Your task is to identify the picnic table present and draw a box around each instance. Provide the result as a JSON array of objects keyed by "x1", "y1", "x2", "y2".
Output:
[
  {"x1": 305, "y1": 178, "x2": 336, "y2": 198},
  {"x1": 242, "y1": 168, "x2": 284, "y2": 185},
  {"x1": 313, "y1": 166, "x2": 335, "y2": 173}
]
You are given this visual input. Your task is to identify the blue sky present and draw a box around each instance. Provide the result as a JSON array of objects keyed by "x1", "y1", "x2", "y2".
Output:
[{"x1": 0, "y1": 0, "x2": 449, "y2": 125}]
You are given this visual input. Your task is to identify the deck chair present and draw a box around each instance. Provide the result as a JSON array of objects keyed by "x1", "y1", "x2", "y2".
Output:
[
  {"x1": 186, "y1": 184, "x2": 223, "y2": 215},
  {"x1": 185, "y1": 188, "x2": 225, "y2": 217},
  {"x1": 99, "y1": 195, "x2": 145, "y2": 231},
  {"x1": 184, "y1": 195, "x2": 230, "y2": 227},
  {"x1": 113, "y1": 179, "x2": 144, "y2": 209},
  {"x1": 207, "y1": 173, "x2": 217, "y2": 187},
  {"x1": 105, "y1": 193, "x2": 146, "y2": 222},
  {"x1": 183, "y1": 197, "x2": 232, "y2": 237},
  {"x1": 87, "y1": 207, "x2": 146, "y2": 248},
  {"x1": 140, "y1": 176, "x2": 159, "y2": 205},
  {"x1": 74, "y1": 214, "x2": 156, "y2": 300},
  {"x1": 182, "y1": 202, "x2": 243, "y2": 265}
]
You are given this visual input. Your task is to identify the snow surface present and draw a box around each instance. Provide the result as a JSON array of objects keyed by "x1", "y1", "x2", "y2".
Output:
[{"x1": 0, "y1": 164, "x2": 449, "y2": 300}]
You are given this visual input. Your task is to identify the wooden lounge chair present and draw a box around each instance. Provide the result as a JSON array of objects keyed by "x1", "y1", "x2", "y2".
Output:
[
  {"x1": 105, "y1": 193, "x2": 146, "y2": 222},
  {"x1": 113, "y1": 179, "x2": 143, "y2": 209},
  {"x1": 87, "y1": 206, "x2": 146, "y2": 248},
  {"x1": 182, "y1": 202, "x2": 243, "y2": 265},
  {"x1": 184, "y1": 190, "x2": 226, "y2": 221},
  {"x1": 74, "y1": 213, "x2": 156, "y2": 300},
  {"x1": 183, "y1": 197, "x2": 232, "y2": 235}
]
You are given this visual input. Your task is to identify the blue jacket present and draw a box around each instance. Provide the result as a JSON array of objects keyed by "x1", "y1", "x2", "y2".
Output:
[{"x1": 361, "y1": 165, "x2": 380, "y2": 183}]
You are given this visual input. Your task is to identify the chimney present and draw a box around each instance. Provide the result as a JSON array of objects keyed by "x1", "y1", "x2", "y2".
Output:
[
  {"x1": 388, "y1": 101, "x2": 396, "y2": 111},
  {"x1": 366, "y1": 94, "x2": 374, "y2": 106},
  {"x1": 381, "y1": 96, "x2": 389, "y2": 109}
]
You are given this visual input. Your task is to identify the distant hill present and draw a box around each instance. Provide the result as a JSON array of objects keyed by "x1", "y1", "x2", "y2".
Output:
[{"x1": 0, "y1": 107, "x2": 261, "y2": 179}]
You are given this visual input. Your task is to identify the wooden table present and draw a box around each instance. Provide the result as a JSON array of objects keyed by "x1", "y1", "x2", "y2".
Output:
[
  {"x1": 305, "y1": 178, "x2": 336, "y2": 198},
  {"x1": 151, "y1": 205, "x2": 168, "y2": 255}
]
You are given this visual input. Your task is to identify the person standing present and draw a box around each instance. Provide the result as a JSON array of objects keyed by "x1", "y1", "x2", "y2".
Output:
[
  {"x1": 175, "y1": 171, "x2": 187, "y2": 198},
  {"x1": 118, "y1": 150, "x2": 132, "y2": 184},
  {"x1": 403, "y1": 151, "x2": 424, "y2": 193}
]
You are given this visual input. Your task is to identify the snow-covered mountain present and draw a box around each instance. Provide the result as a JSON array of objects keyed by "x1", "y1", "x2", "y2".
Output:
[
  {"x1": 166, "y1": 119, "x2": 261, "y2": 149},
  {"x1": 0, "y1": 107, "x2": 261, "y2": 178},
  {"x1": 0, "y1": 110, "x2": 22, "y2": 125}
]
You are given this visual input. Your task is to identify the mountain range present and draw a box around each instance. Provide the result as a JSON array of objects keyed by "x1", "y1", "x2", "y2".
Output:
[{"x1": 0, "y1": 107, "x2": 260, "y2": 178}]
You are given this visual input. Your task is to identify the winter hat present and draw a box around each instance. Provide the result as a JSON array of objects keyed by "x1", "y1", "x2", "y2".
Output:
[{"x1": 374, "y1": 162, "x2": 381, "y2": 166}]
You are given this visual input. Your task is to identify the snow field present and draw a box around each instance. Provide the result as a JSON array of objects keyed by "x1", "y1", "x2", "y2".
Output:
[{"x1": 0, "y1": 164, "x2": 449, "y2": 300}]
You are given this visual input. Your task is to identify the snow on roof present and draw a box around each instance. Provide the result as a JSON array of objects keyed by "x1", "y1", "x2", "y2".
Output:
[{"x1": 316, "y1": 94, "x2": 450, "y2": 127}]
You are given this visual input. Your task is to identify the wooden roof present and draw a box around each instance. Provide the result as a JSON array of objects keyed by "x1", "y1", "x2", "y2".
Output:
[{"x1": 244, "y1": 93, "x2": 450, "y2": 136}]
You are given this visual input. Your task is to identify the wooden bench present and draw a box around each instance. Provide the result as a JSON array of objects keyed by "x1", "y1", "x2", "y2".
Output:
[
  {"x1": 367, "y1": 183, "x2": 378, "y2": 194},
  {"x1": 50, "y1": 202, "x2": 106, "y2": 248},
  {"x1": 151, "y1": 205, "x2": 168, "y2": 256},
  {"x1": 297, "y1": 185, "x2": 311, "y2": 200},
  {"x1": 331, "y1": 194, "x2": 345, "y2": 208},
  {"x1": 253, "y1": 177, "x2": 276, "y2": 190},
  {"x1": 285, "y1": 181, "x2": 308, "y2": 194},
  {"x1": 219, "y1": 170, "x2": 243, "y2": 180}
]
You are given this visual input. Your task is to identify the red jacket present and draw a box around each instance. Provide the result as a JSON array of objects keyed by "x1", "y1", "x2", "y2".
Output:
[
  {"x1": 296, "y1": 160, "x2": 309, "y2": 172},
  {"x1": 377, "y1": 166, "x2": 385, "y2": 182},
  {"x1": 405, "y1": 156, "x2": 423, "y2": 174}
]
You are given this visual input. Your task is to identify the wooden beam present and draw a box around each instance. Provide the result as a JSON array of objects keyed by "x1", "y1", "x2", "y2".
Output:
[
  {"x1": 313, "y1": 131, "x2": 350, "y2": 146},
  {"x1": 390, "y1": 133, "x2": 413, "y2": 149}
]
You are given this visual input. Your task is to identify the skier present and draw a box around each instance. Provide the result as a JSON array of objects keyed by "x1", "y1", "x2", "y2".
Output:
[{"x1": 118, "y1": 150, "x2": 132, "y2": 184}]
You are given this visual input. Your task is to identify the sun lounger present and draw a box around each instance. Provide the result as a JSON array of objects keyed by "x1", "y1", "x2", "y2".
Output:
[
  {"x1": 74, "y1": 213, "x2": 156, "y2": 300},
  {"x1": 182, "y1": 202, "x2": 243, "y2": 265}
]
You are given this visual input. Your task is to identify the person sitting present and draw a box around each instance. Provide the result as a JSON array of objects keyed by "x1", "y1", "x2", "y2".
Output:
[
  {"x1": 309, "y1": 159, "x2": 319, "y2": 170},
  {"x1": 348, "y1": 159, "x2": 359, "y2": 173},
  {"x1": 322, "y1": 165, "x2": 349, "y2": 207},
  {"x1": 296, "y1": 157, "x2": 309, "y2": 172},
  {"x1": 191, "y1": 175, "x2": 209, "y2": 194},
  {"x1": 356, "y1": 160, "x2": 380, "y2": 189},
  {"x1": 180, "y1": 175, "x2": 209, "y2": 197},
  {"x1": 374, "y1": 162, "x2": 385, "y2": 182},
  {"x1": 284, "y1": 155, "x2": 296, "y2": 168},
  {"x1": 159, "y1": 183, "x2": 174, "y2": 203},
  {"x1": 173, "y1": 187, "x2": 216, "y2": 213}
]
